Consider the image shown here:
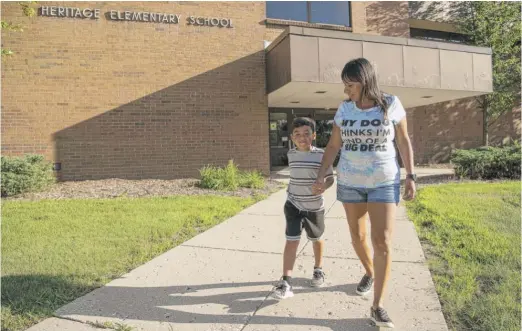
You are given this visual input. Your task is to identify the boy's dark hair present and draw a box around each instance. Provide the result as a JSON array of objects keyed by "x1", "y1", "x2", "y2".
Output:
[{"x1": 292, "y1": 117, "x2": 316, "y2": 133}]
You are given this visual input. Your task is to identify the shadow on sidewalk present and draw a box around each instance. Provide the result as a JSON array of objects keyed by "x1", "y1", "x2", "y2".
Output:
[{"x1": 45, "y1": 277, "x2": 375, "y2": 330}]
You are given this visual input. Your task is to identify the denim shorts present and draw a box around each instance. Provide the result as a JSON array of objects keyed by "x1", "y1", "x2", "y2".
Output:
[{"x1": 337, "y1": 184, "x2": 400, "y2": 204}]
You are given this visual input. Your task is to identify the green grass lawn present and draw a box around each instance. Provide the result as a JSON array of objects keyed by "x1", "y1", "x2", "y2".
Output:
[
  {"x1": 1, "y1": 195, "x2": 260, "y2": 331},
  {"x1": 406, "y1": 182, "x2": 521, "y2": 331}
]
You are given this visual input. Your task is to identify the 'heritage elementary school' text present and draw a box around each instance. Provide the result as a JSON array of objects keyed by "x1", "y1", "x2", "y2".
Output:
[{"x1": 39, "y1": 5, "x2": 234, "y2": 27}]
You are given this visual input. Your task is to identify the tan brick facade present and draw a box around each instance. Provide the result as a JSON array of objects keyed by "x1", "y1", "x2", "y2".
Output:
[
  {"x1": 2, "y1": 2, "x2": 516, "y2": 180},
  {"x1": 2, "y1": 1, "x2": 269, "y2": 180},
  {"x1": 351, "y1": 1, "x2": 410, "y2": 37},
  {"x1": 490, "y1": 105, "x2": 521, "y2": 146},
  {"x1": 264, "y1": 24, "x2": 286, "y2": 43},
  {"x1": 408, "y1": 97, "x2": 483, "y2": 163},
  {"x1": 408, "y1": 98, "x2": 521, "y2": 163}
]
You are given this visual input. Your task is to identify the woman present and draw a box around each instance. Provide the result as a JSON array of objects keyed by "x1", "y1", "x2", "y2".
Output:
[{"x1": 312, "y1": 58, "x2": 416, "y2": 328}]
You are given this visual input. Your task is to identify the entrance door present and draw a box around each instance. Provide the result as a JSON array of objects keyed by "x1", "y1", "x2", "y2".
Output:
[
  {"x1": 314, "y1": 115, "x2": 335, "y2": 149},
  {"x1": 269, "y1": 108, "x2": 337, "y2": 168},
  {"x1": 314, "y1": 111, "x2": 340, "y2": 166},
  {"x1": 269, "y1": 112, "x2": 289, "y2": 167}
]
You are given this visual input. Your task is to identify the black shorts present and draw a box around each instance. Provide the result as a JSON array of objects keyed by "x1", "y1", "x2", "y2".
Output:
[{"x1": 284, "y1": 201, "x2": 325, "y2": 242}]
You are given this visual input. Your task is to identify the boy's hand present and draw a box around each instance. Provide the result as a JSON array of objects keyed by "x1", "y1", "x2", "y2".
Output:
[{"x1": 312, "y1": 178, "x2": 326, "y2": 195}]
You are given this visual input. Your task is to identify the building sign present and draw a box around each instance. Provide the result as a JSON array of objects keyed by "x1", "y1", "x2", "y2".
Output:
[
  {"x1": 187, "y1": 16, "x2": 233, "y2": 28},
  {"x1": 39, "y1": 6, "x2": 233, "y2": 28},
  {"x1": 108, "y1": 10, "x2": 181, "y2": 24},
  {"x1": 40, "y1": 6, "x2": 100, "y2": 19}
]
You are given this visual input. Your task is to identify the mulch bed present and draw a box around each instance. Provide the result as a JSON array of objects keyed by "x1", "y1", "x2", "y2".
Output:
[
  {"x1": 2, "y1": 164, "x2": 462, "y2": 202},
  {"x1": 4, "y1": 178, "x2": 285, "y2": 201}
]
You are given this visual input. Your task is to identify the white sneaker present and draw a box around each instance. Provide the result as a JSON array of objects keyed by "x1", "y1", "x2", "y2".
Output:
[
  {"x1": 310, "y1": 268, "x2": 325, "y2": 287},
  {"x1": 271, "y1": 280, "x2": 294, "y2": 299}
]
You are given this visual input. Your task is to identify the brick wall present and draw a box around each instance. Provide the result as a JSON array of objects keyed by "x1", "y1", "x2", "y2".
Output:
[
  {"x1": 490, "y1": 105, "x2": 521, "y2": 146},
  {"x1": 407, "y1": 97, "x2": 483, "y2": 163},
  {"x1": 352, "y1": 1, "x2": 410, "y2": 37},
  {"x1": 409, "y1": 99, "x2": 521, "y2": 163},
  {"x1": 265, "y1": 24, "x2": 286, "y2": 43},
  {"x1": 4, "y1": 1, "x2": 513, "y2": 179},
  {"x1": 1, "y1": 1, "x2": 269, "y2": 180}
]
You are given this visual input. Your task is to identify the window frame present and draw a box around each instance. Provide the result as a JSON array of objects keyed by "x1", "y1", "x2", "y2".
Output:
[{"x1": 266, "y1": 1, "x2": 352, "y2": 28}]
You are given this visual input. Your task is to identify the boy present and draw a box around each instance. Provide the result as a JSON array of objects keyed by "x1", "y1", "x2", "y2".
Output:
[{"x1": 272, "y1": 117, "x2": 335, "y2": 299}]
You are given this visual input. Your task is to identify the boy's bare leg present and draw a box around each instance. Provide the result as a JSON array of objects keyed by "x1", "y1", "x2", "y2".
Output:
[
  {"x1": 283, "y1": 240, "x2": 300, "y2": 276},
  {"x1": 310, "y1": 239, "x2": 326, "y2": 287},
  {"x1": 272, "y1": 240, "x2": 299, "y2": 299},
  {"x1": 312, "y1": 239, "x2": 324, "y2": 268}
]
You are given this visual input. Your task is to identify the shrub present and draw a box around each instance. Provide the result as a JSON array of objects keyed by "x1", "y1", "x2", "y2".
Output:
[
  {"x1": 1, "y1": 154, "x2": 55, "y2": 197},
  {"x1": 199, "y1": 162, "x2": 237, "y2": 191},
  {"x1": 451, "y1": 144, "x2": 521, "y2": 180},
  {"x1": 238, "y1": 170, "x2": 265, "y2": 189},
  {"x1": 199, "y1": 160, "x2": 265, "y2": 191}
]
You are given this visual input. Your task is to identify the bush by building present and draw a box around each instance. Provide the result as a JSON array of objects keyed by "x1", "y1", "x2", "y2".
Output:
[
  {"x1": 1, "y1": 154, "x2": 55, "y2": 197},
  {"x1": 451, "y1": 143, "x2": 521, "y2": 180}
]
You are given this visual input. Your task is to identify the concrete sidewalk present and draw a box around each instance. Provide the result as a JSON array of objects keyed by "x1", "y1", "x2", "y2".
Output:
[{"x1": 28, "y1": 181, "x2": 449, "y2": 331}]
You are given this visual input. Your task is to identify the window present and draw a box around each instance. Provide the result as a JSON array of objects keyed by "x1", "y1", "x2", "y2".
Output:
[
  {"x1": 266, "y1": 1, "x2": 351, "y2": 27},
  {"x1": 266, "y1": 1, "x2": 307, "y2": 22},
  {"x1": 269, "y1": 113, "x2": 288, "y2": 148},
  {"x1": 310, "y1": 2, "x2": 350, "y2": 26}
]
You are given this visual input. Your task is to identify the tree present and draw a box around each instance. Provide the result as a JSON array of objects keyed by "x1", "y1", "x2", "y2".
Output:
[
  {"x1": 456, "y1": 1, "x2": 521, "y2": 146},
  {"x1": 1, "y1": 2, "x2": 37, "y2": 57}
]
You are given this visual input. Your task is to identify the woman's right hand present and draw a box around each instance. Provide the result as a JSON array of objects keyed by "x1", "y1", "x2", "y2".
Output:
[
  {"x1": 313, "y1": 124, "x2": 342, "y2": 195},
  {"x1": 312, "y1": 177, "x2": 326, "y2": 195}
]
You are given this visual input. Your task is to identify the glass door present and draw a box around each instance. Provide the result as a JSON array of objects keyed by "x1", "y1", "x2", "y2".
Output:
[
  {"x1": 314, "y1": 111, "x2": 340, "y2": 166},
  {"x1": 269, "y1": 112, "x2": 289, "y2": 167}
]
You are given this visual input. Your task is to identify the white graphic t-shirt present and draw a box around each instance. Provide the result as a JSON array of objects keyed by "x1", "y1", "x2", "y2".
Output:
[{"x1": 334, "y1": 95, "x2": 406, "y2": 188}]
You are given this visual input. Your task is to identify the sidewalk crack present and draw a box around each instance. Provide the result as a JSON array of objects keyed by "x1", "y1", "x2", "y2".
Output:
[
  {"x1": 239, "y1": 290, "x2": 275, "y2": 331},
  {"x1": 52, "y1": 315, "x2": 127, "y2": 330},
  {"x1": 181, "y1": 244, "x2": 282, "y2": 256}
]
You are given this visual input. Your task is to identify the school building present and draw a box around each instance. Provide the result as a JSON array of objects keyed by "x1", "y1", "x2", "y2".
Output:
[{"x1": 2, "y1": 1, "x2": 520, "y2": 180}]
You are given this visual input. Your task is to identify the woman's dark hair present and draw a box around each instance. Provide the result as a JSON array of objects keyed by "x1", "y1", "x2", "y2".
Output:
[{"x1": 341, "y1": 58, "x2": 389, "y2": 119}]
